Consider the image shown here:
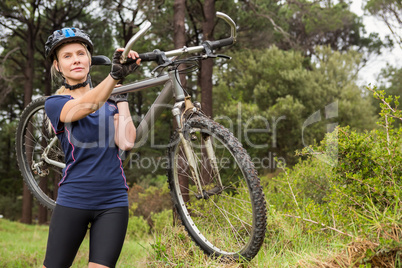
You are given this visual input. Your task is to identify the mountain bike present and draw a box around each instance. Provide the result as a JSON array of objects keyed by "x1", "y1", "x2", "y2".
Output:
[{"x1": 15, "y1": 12, "x2": 267, "y2": 261}]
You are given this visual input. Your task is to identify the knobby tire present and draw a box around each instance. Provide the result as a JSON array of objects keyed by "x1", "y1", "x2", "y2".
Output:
[{"x1": 167, "y1": 115, "x2": 267, "y2": 261}]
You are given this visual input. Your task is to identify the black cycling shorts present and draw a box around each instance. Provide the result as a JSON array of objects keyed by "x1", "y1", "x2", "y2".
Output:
[{"x1": 43, "y1": 204, "x2": 129, "y2": 268}]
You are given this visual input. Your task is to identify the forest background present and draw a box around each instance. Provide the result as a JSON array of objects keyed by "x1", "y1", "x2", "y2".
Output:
[{"x1": 1, "y1": 0, "x2": 402, "y2": 266}]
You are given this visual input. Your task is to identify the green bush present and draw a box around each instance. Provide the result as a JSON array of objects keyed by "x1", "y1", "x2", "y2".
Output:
[
  {"x1": 151, "y1": 209, "x2": 173, "y2": 234},
  {"x1": 267, "y1": 86, "x2": 402, "y2": 227},
  {"x1": 128, "y1": 182, "x2": 172, "y2": 226},
  {"x1": 264, "y1": 86, "x2": 402, "y2": 265},
  {"x1": 126, "y1": 215, "x2": 150, "y2": 240}
]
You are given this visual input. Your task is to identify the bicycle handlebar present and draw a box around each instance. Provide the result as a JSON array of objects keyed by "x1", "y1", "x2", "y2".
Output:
[{"x1": 120, "y1": 11, "x2": 237, "y2": 64}]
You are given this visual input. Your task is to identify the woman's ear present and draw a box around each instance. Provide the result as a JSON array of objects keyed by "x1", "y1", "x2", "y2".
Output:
[{"x1": 53, "y1": 60, "x2": 60, "y2": 72}]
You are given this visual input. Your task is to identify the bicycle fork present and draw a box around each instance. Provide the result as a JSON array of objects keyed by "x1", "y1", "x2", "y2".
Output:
[{"x1": 171, "y1": 100, "x2": 223, "y2": 200}]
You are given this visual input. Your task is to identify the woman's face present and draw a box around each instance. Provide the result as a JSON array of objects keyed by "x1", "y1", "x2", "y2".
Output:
[{"x1": 54, "y1": 43, "x2": 90, "y2": 85}]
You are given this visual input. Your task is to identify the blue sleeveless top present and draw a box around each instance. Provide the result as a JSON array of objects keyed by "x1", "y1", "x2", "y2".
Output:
[{"x1": 45, "y1": 95, "x2": 129, "y2": 210}]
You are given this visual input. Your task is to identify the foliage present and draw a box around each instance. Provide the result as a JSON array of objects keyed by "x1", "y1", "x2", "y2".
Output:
[
  {"x1": 150, "y1": 209, "x2": 173, "y2": 234},
  {"x1": 364, "y1": 0, "x2": 402, "y2": 46},
  {"x1": 126, "y1": 215, "x2": 150, "y2": 240},
  {"x1": 128, "y1": 181, "x2": 172, "y2": 227},
  {"x1": 214, "y1": 45, "x2": 376, "y2": 167},
  {"x1": 244, "y1": 0, "x2": 388, "y2": 60},
  {"x1": 264, "y1": 87, "x2": 402, "y2": 265},
  {"x1": 283, "y1": 1, "x2": 362, "y2": 53},
  {"x1": 373, "y1": 65, "x2": 402, "y2": 129},
  {"x1": 0, "y1": 195, "x2": 22, "y2": 221}
]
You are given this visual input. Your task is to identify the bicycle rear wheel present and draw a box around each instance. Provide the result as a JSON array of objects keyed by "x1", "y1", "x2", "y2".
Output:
[
  {"x1": 167, "y1": 115, "x2": 267, "y2": 261},
  {"x1": 15, "y1": 96, "x2": 63, "y2": 210}
]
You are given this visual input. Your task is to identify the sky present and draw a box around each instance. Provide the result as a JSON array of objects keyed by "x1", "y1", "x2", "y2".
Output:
[{"x1": 350, "y1": 0, "x2": 402, "y2": 87}]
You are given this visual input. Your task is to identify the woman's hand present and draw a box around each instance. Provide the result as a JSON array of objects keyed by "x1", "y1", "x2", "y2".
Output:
[
  {"x1": 110, "y1": 48, "x2": 141, "y2": 81},
  {"x1": 109, "y1": 93, "x2": 128, "y2": 104}
]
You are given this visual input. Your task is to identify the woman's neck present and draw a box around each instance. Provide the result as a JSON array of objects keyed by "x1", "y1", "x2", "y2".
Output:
[{"x1": 64, "y1": 85, "x2": 91, "y2": 98}]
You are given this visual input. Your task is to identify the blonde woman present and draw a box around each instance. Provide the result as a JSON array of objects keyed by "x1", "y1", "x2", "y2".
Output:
[{"x1": 43, "y1": 27, "x2": 140, "y2": 268}]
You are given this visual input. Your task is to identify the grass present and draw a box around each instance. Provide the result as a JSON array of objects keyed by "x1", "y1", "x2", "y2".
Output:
[
  {"x1": 0, "y1": 214, "x2": 350, "y2": 268},
  {"x1": 0, "y1": 219, "x2": 48, "y2": 267},
  {"x1": 0, "y1": 218, "x2": 151, "y2": 267}
]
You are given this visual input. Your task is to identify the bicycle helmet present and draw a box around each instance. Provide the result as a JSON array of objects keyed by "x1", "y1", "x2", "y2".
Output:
[{"x1": 45, "y1": 27, "x2": 93, "y2": 61}]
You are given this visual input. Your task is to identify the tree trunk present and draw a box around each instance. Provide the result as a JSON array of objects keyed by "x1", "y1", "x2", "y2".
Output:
[
  {"x1": 174, "y1": 0, "x2": 187, "y2": 87},
  {"x1": 21, "y1": 25, "x2": 35, "y2": 224},
  {"x1": 37, "y1": 61, "x2": 52, "y2": 225},
  {"x1": 173, "y1": 0, "x2": 188, "y2": 226},
  {"x1": 200, "y1": 0, "x2": 215, "y2": 118},
  {"x1": 199, "y1": 0, "x2": 216, "y2": 185}
]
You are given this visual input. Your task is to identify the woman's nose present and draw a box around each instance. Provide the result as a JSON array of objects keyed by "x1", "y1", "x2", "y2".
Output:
[{"x1": 73, "y1": 54, "x2": 80, "y2": 63}]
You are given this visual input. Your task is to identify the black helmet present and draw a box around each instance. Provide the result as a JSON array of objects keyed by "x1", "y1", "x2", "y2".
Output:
[{"x1": 45, "y1": 27, "x2": 93, "y2": 60}]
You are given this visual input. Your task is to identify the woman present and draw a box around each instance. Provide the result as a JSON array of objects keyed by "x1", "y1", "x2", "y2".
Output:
[{"x1": 43, "y1": 27, "x2": 140, "y2": 268}]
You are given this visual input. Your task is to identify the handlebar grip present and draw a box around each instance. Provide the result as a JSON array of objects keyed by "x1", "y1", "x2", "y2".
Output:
[
  {"x1": 138, "y1": 52, "x2": 159, "y2": 62},
  {"x1": 208, "y1": 38, "x2": 234, "y2": 50}
]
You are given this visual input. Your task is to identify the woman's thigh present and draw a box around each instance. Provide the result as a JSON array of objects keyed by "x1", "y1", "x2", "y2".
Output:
[
  {"x1": 88, "y1": 207, "x2": 129, "y2": 268},
  {"x1": 43, "y1": 205, "x2": 91, "y2": 268}
]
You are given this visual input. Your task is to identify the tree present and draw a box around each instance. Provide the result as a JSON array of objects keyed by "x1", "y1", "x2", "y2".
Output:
[
  {"x1": 372, "y1": 65, "x2": 402, "y2": 128},
  {"x1": 0, "y1": 0, "x2": 46, "y2": 224},
  {"x1": 213, "y1": 46, "x2": 377, "y2": 167},
  {"x1": 364, "y1": 0, "x2": 402, "y2": 47},
  {"x1": 242, "y1": 0, "x2": 388, "y2": 66}
]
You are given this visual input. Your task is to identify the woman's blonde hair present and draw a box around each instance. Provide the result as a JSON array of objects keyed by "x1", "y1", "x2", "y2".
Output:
[{"x1": 47, "y1": 42, "x2": 92, "y2": 132}]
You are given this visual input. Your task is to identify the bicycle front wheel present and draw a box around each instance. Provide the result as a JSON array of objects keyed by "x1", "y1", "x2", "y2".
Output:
[
  {"x1": 15, "y1": 96, "x2": 64, "y2": 210},
  {"x1": 167, "y1": 115, "x2": 267, "y2": 261}
]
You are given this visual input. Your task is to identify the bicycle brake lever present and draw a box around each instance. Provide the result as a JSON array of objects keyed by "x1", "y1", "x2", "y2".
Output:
[
  {"x1": 150, "y1": 61, "x2": 173, "y2": 75},
  {"x1": 216, "y1": 54, "x2": 232, "y2": 60},
  {"x1": 201, "y1": 42, "x2": 231, "y2": 60},
  {"x1": 150, "y1": 49, "x2": 173, "y2": 75}
]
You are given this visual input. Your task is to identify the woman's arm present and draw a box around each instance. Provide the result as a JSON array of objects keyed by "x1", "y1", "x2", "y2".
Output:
[
  {"x1": 114, "y1": 102, "x2": 136, "y2": 151},
  {"x1": 59, "y1": 49, "x2": 140, "y2": 123},
  {"x1": 59, "y1": 75, "x2": 119, "y2": 122}
]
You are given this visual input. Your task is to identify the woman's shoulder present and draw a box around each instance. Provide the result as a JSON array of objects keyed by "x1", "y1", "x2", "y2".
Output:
[
  {"x1": 46, "y1": 94, "x2": 73, "y2": 103},
  {"x1": 45, "y1": 95, "x2": 73, "y2": 112}
]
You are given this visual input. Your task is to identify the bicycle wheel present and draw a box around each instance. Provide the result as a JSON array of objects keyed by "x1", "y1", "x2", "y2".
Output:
[
  {"x1": 167, "y1": 115, "x2": 267, "y2": 261},
  {"x1": 15, "y1": 96, "x2": 64, "y2": 210}
]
